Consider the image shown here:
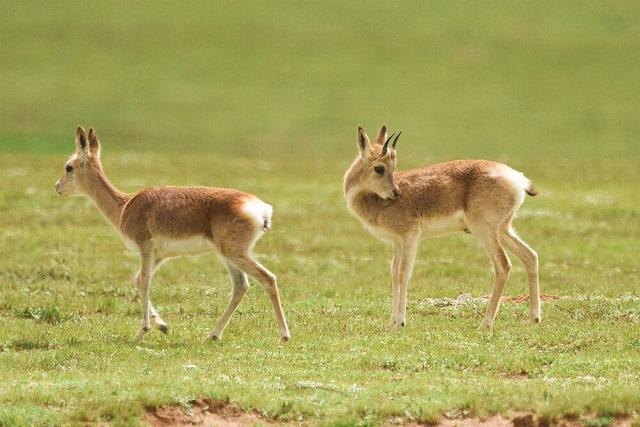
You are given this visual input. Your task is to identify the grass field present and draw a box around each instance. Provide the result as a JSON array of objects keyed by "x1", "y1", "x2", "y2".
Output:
[{"x1": 1, "y1": 1, "x2": 639, "y2": 426}]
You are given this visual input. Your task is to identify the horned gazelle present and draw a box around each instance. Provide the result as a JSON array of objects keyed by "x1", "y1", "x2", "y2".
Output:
[
  {"x1": 344, "y1": 125, "x2": 540, "y2": 329},
  {"x1": 55, "y1": 126, "x2": 290, "y2": 342}
]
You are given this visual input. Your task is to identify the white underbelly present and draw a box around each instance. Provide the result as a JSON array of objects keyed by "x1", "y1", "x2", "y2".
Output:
[
  {"x1": 155, "y1": 236, "x2": 215, "y2": 258},
  {"x1": 122, "y1": 236, "x2": 215, "y2": 258},
  {"x1": 363, "y1": 222, "x2": 397, "y2": 242},
  {"x1": 122, "y1": 237, "x2": 139, "y2": 253},
  {"x1": 421, "y1": 211, "x2": 466, "y2": 238}
]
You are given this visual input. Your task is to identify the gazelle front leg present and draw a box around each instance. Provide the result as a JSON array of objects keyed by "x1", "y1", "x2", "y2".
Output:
[
  {"x1": 134, "y1": 247, "x2": 154, "y2": 341},
  {"x1": 388, "y1": 243, "x2": 402, "y2": 329},
  {"x1": 393, "y1": 235, "x2": 419, "y2": 329},
  {"x1": 135, "y1": 258, "x2": 168, "y2": 333},
  {"x1": 134, "y1": 279, "x2": 168, "y2": 333}
]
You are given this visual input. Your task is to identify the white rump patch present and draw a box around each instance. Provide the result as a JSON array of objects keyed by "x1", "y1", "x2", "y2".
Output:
[
  {"x1": 243, "y1": 198, "x2": 273, "y2": 231},
  {"x1": 495, "y1": 165, "x2": 531, "y2": 206},
  {"x1": 498, "y1": 165, "x2": 531, "y2": 190}
]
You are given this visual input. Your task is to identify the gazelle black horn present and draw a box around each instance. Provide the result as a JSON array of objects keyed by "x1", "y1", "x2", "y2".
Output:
[
  {"x1": 392, "y1": 131, "x2": 402, "y2": 149},
  {"x1": 381, "y1": 133, "x2": 395, "y2": 156}
]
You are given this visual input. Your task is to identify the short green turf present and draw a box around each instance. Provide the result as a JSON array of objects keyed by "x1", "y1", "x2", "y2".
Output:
[{"x1": 1, "y1": 1, "x2": 639, "y2": 426}]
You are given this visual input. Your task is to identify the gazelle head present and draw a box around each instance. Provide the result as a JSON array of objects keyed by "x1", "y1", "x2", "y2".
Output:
[
  {"x1": 354, "y1": 125, "x2": 402, "y2": 200},
  {"x1": 55, "y1": 126, "x2": 102, "y2": 197}
]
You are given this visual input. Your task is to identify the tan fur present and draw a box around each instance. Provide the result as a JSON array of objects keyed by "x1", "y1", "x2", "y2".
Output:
[
  {"x1": 56, "y1": 126, "x2": 290, "y2": 342},
  {"x1": 344, "y1": 125, "x2": 540, "y2": 329}
]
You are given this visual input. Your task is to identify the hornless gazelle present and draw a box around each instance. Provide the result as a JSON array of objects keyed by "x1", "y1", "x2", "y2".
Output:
[
  {"x1": 55, "y1": 126, "x2": 290, "y2": 342},
  {"x1": 344, "y1": 125, "x2": 540, "y2": 329}
]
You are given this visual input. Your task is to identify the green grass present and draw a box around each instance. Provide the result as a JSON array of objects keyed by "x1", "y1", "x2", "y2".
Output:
[{"x1": 1, "y1": 1, "x2": 639, "y2": 426}]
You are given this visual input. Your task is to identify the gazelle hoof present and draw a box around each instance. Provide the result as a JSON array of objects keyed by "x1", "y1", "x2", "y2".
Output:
[
  {"x1": 387, "y1": 320, "x2": 404, "y2": 331},
  {"x1": 158, "y1": 324, "x2": 169, "y2": 334},
  {"x1": 479, "y1": 320, "x2": 493, "y2": 329},
  {"x1": 210, "y1": 334, "x2": 220, "y2": 341},
  {"x1": 134, "y1": 329, "x2": 147, "y2": 341},
  {"x1": 281, "y1": 334, "x2": 290, "y2": 343},
  {"x1": 529, "y1": 309, "x2": 542, "y2": 324}
]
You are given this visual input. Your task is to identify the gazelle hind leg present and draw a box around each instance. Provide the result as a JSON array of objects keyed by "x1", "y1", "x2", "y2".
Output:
[
  {"x1": 501, "y1": 225, "x2": 540, "y2": 323},
  {"x1": 469, "y1": 225, "x2": 512, "y2": 328},
  {"x1": 210, "y1": 262, "x2": 250, "y2": 340},
  {"x1": 229, "y1": 255, "x2": 290, "y2": 342}
]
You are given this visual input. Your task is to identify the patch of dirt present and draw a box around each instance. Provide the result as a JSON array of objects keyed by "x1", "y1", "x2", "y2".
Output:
[
  {"x1": 401, "y1": 412, "x2": 634, "y2": 427},
  {"x1": 151, "y1": 401, "x2": 527, "y2": 427},
  {"x1": 419, "y1": 293, "x2": 485, "y2": 307},
  {"x1": 145, "y1": 399, "x2": 271, "y2": 427},
  {"x1": 501, "y1": 370, "x2": 530, "y2": 380},
  {"x1": 435, "y1": 414, "x2": 514, "y2": 426},
  {"x1": 499, "y1": 294, "x2": 560, "y2": 304},
  {"x1": 418, "y1": 293, "x2": 561, "y2": 308},
  {"x1": 147, "y1": 401, "x2": 635, "y2": 427}
]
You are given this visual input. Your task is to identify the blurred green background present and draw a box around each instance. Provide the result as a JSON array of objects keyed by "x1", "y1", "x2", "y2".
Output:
[{"x1": 3, "y1": 1, "x2": 639, "y2": 161}]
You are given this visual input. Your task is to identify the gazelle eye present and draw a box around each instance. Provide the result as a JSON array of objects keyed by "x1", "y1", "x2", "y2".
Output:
[
  {"x1": 374, "y1": 166, "x2": 385, "y2": 175},
  {"x1": 65, "y1": 165, "x2": 73, "y2": 173}
]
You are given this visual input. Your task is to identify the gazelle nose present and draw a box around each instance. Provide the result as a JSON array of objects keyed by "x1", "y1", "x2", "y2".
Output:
[{"x1": 392, "y1": 189, "x2": 400, "y2": 198}]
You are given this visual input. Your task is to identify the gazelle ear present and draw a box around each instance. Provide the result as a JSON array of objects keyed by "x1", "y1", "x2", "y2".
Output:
[
  {"x1": 357, "y1": 126, "x2": 372, "y2": 160},
  {"x1": 88, "y1": 127, "x2": 101, "y2": 158},
  {"x1": 75, "y1": 126, "x2": 89, "y2": 156},
  {"x1": 375, "y1": 125, "x2": 387, "y2": 145}
]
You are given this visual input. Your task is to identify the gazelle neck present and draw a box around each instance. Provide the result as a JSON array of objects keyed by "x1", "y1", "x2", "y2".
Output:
[
  {"x1": 343, "y1": 157, "x2": 374, "y2": 214},
  {"x1": 83, "y1": 165, "x2": 129, "y2": 228},
  {"x1": 343, "y1": 157, "x2": 363, "y2": 201}
]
